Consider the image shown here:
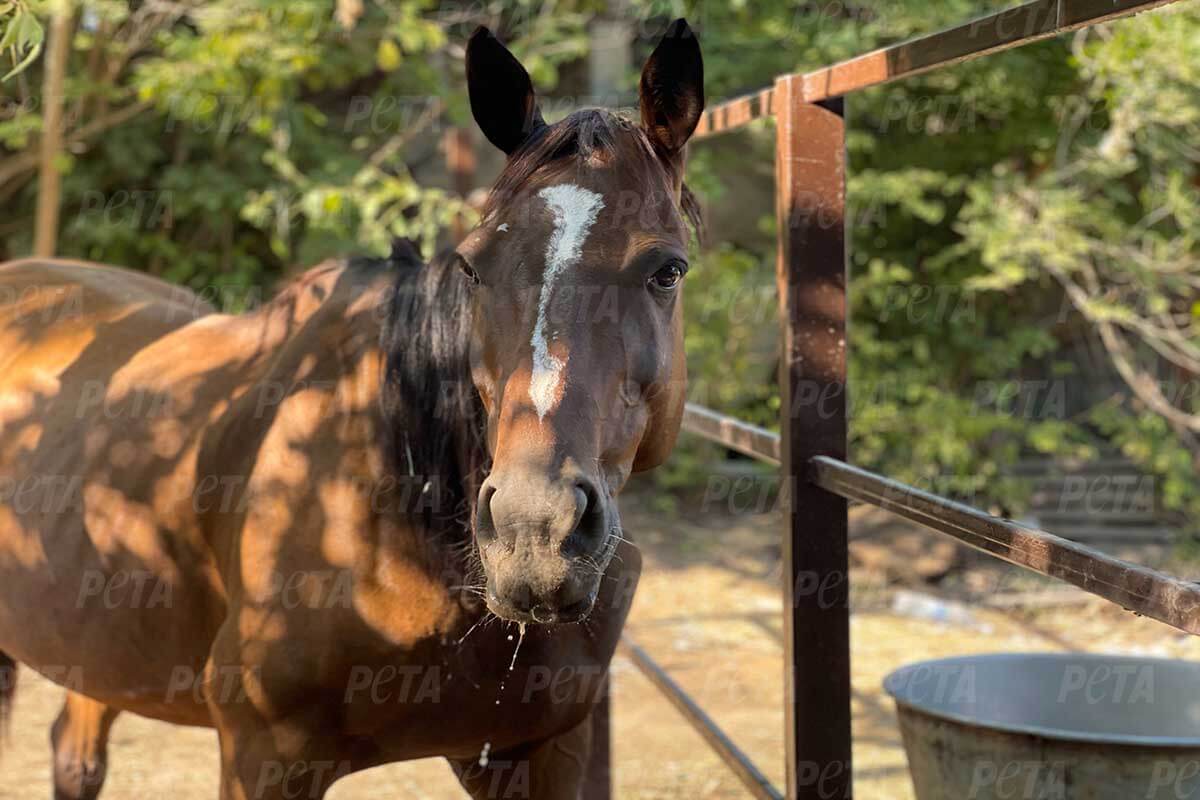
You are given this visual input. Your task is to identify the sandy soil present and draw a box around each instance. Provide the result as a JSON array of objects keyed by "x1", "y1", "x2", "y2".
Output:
[{"x1": 2, "y1": 491, "x2": 1197, "y2": 799}]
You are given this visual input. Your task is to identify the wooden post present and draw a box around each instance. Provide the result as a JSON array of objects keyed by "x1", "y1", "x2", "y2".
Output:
[
  {"x1": 774, "y1": 75, "x2": 851, "y2": 799},
  {"x1": 33, "y1": 1, "x2": 74, "y2": 258}
]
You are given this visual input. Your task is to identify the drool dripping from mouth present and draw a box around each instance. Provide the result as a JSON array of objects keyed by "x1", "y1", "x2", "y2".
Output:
[{"x1": 495, "y1": 621, "x2": 528, "y2": 705}]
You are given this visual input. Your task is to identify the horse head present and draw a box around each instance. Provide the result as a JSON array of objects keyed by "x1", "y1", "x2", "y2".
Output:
[{"x1": 457, "y1": 20, "x2": 704, "y2": 624}]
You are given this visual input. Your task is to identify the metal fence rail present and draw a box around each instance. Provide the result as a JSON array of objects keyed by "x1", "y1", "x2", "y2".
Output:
[
  {"x1": 692, "y1": 0, "x2": 1180, "y2": 140},
  {"x1": 679, "y1": 406, "x2": 1200, "y2": 637},
  {"x1": 604, "y1": 1, "x2": 1191, "y2": 798},
  {"x1": 811, "y1": 456, "x2": 1200, "y2": 636},
  {"x1": 619, "y1": 638, "x2": 783, "y2": 800},
  {"x1": 682, "y1": 403, "x2": 780, "y2": 465}
]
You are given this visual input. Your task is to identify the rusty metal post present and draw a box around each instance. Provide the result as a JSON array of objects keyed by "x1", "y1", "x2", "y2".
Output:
[
  {"x1": 774, "y1": 75, "x2": 851, "y2": 799},
  {"x1": 582, "y1": 679, "x2": 612, "y2": 799}
]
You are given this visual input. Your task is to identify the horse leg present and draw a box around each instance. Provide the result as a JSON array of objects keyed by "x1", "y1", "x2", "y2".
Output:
[
  {"x1": 449, "y1": 712, "x2": 593, "y2": 800},
  {"x1": 211, "y1": 724, "x2": 350, "y2": 800},
  {"x1": 0, "y1": 650, "x2": 15, "y2": 734},
  {"x1": 205, "y1": 646, "x2": 350, "y2": 800},
  {"x1": 211, "y1": 702, "x2": 366, "y2": 800},
  {"x1": 50, "y1": 691, "x2": 120, "y2": 800}
]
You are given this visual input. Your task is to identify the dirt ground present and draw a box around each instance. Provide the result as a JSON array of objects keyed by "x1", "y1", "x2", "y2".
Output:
[{"x1": 2, "y1": 489, "x2": 1198, "y2": 799}]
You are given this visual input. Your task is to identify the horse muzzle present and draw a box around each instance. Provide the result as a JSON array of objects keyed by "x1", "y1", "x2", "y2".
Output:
[{"x1": 474, "y1": 467, "x2": 617, "y2": 624}]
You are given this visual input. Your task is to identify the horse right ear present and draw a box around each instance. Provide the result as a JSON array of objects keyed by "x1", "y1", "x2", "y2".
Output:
[
  {"x1": 639, "y1": 18, "x2": 704, "y2": 160},
  {"x1": 466, "y1": 27, "x2": 546, "y2": 156}
]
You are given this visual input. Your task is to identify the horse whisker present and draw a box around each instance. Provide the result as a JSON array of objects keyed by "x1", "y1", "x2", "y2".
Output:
[{"x1": 456, "y1": 612, "x2": 494, "y2": 647}]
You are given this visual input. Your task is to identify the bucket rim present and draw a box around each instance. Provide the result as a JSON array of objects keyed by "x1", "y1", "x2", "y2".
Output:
[{"x1": 883, "y1": 652, "x2": 1200, "y2": 748}]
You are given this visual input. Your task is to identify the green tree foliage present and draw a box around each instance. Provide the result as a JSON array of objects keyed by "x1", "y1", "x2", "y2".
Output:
[
  {"x1": 0, "y1": 0, "x2": 589, "y2": 292},
  {"x1": 0, "y1": 1, "x2": 43, "y2": 80},
  {"x1": 955, "y1": 9, "x2": 1200, "y2": 529}
]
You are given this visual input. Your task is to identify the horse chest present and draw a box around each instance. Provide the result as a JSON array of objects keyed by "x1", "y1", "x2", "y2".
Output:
[{"x1": 343, "y1": 623, "x2": 613, "y2": 760}]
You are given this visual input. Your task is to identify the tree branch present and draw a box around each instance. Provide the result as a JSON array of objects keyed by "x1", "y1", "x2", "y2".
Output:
[
  {"x1": 33, "y1": 3, "x2": 76, "y2": 257},
  {"x1": 1047, "y1": 260, "x2": 1200, "y2": 455},
  {"x1": 0, "y1": 98, "x2": 151, "y2": 189}
]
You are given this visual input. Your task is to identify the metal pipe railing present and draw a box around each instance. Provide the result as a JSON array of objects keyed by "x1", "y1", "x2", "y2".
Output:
[
  {"x1": 682, "y1": 403, "x2": 780, "y2": 465},
  {"x1": 619, "y1": 637, "x2": 784, "y2": 800},
  {"x1": 810, "y1": 456, "x2": 1200, "y2": 636},
  {"x1": 680, "y1": 402, "x2": 1200, "y2": 635},
  {"x1": 692, "y1": 0, "x2": 1181, "y2": 140}
]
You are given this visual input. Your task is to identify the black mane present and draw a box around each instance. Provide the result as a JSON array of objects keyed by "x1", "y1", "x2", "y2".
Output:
[{"x1": 377, "y1": 240, "x2": 488, "y2": 541}]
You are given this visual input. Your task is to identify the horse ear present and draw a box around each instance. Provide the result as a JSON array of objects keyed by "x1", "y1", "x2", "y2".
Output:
[
  {"x1": 639, "y1": 18, "x2": 705, "y2": 159},
  {"x1": 466, "y1": 27, "x2": 546, "y2": 156}
]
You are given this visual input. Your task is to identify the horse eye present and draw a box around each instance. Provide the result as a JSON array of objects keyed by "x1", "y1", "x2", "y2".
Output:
[{"x1": 648, "y1": 261, "x2": 687, "y2": 292}]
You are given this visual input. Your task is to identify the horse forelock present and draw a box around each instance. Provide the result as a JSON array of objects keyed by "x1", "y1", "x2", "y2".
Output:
[{"x1": 482, "y1": 109, "x2": 702, "y2": 239}]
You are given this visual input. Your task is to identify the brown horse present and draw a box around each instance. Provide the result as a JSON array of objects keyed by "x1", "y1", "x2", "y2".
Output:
[{"x1": 0, "y1": 19, "x2": 703, "y2": 800}]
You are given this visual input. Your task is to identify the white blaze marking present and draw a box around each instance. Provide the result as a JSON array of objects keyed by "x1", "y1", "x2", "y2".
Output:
[
  {"x1": 497, "y1": 223, "x2": 509, "y2": 232},
  {"x1": 529, "y1": 184, "x2": 604, "y2": 420}
]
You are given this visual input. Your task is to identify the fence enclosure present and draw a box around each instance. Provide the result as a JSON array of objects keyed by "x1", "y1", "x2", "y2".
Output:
[{"x1": 592, "y1": 2, "x2": 1200, "y2": 798}]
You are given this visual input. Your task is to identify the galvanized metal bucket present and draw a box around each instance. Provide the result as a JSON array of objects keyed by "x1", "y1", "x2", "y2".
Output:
[{"x1": 884, "y1": 653, "x2": 1200, "y2": 800}]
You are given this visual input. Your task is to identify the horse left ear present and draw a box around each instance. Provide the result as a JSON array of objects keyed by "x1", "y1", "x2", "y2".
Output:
[
  {"x1": 639, "y1": 18, "x2": 705, "y2": 160},
  {"x1": 466, "y1": 26, "x2": 547, "y2": 156}
]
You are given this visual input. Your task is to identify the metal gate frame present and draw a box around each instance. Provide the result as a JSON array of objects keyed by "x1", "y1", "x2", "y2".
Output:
[{"x1": 588, "y1": 1, "x2": 1200, "y2": 798}]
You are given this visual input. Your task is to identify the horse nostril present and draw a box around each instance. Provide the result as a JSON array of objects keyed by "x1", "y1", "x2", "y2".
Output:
[
  {"x1": 475, "y1": 482, "x2": 498, "y2": 543},
  {"x1": 575, "y1": 479, "x2": 604, "y2": 529},
  {"x1": 572, "y1": 485, "x2": 589, "y2": 527},
  {"x1": 561, "y1": 479, "x2": 605, "y2": 556},
  {"x1": 578, "y1": 479, "x2": 602, "y2": 515}
]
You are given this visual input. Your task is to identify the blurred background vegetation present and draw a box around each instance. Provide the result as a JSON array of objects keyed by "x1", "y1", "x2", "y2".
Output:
[{"x1": 1, "y1": 0, "x2": 1197, "y2": 540}]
